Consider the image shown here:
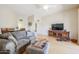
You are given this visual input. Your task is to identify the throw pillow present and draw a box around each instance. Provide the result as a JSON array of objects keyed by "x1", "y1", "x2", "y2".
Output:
[{"x1": 0, "y1": 32, "x2": 11, "y2": 39}]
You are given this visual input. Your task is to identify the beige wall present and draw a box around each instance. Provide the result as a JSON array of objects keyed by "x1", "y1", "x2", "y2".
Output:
[
  {"x1": 0, "y1": 7, "x2": 17, "y2": 28},
  {"x1": 37, "y1": 8, "x2": 78, "y2": 39}
]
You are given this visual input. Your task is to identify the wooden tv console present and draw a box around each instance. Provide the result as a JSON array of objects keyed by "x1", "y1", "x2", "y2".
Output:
[{"x1": 48, "y1": 30, "x2": 70, "y2": 41}]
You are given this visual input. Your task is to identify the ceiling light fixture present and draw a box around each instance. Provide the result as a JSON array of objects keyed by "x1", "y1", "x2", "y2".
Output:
[{"x1": 43, "y1": 5, "x2": 49, "y2": 10}]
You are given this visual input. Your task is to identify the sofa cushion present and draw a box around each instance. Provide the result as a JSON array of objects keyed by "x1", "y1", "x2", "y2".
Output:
[
  {"x1": 8, "y1": 35, "x2": 17, "y2": 48},
  {"x1": 17, "y1": 39, "x2": 30, "y2": 50},
  {"x1": 11, "y1": 31, "x2": 27, "y2": 41},
  {"x1": 0, "y1": 39, "x2": 9, "y2": 50},
  {"x1": 5, "y1": 40, "x2": 16, "y2": 54}
]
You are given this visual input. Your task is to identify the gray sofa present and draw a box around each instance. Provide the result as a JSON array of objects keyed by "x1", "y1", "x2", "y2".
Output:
[{"x1": 0, "y1": 30, "x2": 36, "y2": 54}]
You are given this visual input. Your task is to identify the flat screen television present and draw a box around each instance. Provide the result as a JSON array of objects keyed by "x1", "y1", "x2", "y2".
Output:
[{"x1": 51, "y1": 23, "x2": 64, "y2": 30}]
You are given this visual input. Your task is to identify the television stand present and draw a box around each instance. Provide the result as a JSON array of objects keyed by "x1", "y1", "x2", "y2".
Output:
[{"x1": 48, "y1": 30, "x2": 70, "y2": 41}]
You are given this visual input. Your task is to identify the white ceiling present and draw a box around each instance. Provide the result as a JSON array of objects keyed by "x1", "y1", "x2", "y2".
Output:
[{"x1": 0, "y1": 4, "x2": 79, "y2": 17}]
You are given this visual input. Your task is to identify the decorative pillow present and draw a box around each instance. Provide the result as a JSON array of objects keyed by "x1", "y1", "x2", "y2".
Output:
[
  {"x1": 0, "y1": 33, "x2": 11, "y2": 39},
  {"x1": 27, "y1": 31, "x2": 34, "y2": 37},
  {"x1": 33, "y1": 40, "x2": 48, "y2": 49}
]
